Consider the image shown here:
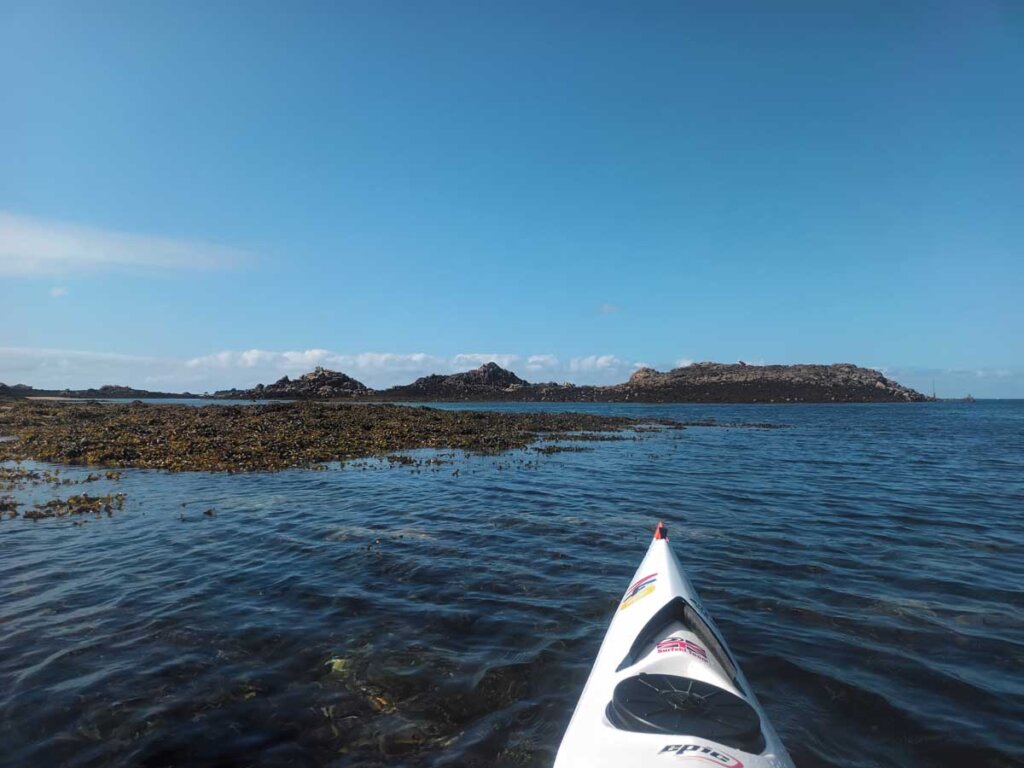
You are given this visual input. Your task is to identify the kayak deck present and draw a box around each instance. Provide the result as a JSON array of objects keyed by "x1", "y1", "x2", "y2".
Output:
[{"x1": 554, "y1": 523, "x2": 794, "y2": 768}]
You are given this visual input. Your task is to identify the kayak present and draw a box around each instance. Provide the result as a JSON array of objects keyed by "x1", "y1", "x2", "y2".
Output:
[{"x1": 554, "y1": 522, "x2": 795, "y2": 768}]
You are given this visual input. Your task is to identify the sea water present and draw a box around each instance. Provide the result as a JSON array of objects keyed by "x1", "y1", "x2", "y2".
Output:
[{"x1": 1, "y1": 401, "x2": 1021, "y2": 767}]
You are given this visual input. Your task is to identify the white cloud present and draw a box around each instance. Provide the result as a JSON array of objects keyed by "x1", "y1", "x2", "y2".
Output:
[
  {"x1": 525, "y1": 354, "x2": 559, "y2": 371},
  {"x1": 0, "y1": 347, "x2": 178, "y2": 390},
  {"x1": 561, "y1": 355, "x2": 639, "y2": 383},
  {"x1": 0, "y1": 211, "x2": 248, "y2": 276},
  {"x1": 185, "y1": 350, "x2": 449, "y2": 382},
  {"x1": 451, "y1": 353, "x2": 521, "y2": 370},
  {"x1": 598, "y1": 303, "x2": 621, "y2": 314},
  {"x1": 343, "y1": 352, "x2": 443, "y2": 373},
  {"x1": 870, "y1": 366, "x2": 1023, "y2": 398},
  {"x1": 973, "y1": 369, "x2": 1011, "y2": 379},
  {"x1": 568, "y1": 354, "x2": 622, "y2": 371},
  {"x1": 675, "y1": 358, "x2": 694, "y2": 368},
  {"x1": 49, "y1": 286, "x2": 69, "y2": 298}
]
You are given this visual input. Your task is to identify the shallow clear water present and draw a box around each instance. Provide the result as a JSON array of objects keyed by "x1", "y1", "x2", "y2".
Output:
[{"x1": 1, "y1": 401, "x2": 1022, "y2": 768}]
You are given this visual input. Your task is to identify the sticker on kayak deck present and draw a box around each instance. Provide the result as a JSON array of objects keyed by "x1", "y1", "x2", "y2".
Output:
[
  {"x1": 656, "y1": 636, "x2": 708, "y2": 662},
  {"x1": 620, "y1": 573, "x2": 657, "y2": 610},
  {"x1": 659, "y1": 744, "x2": 743, "y2": 767}
]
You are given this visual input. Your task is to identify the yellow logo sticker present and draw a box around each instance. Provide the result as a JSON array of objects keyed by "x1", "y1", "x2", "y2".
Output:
[{"x1": 619, "y1": 573, "x2": 657, "y2": 611}]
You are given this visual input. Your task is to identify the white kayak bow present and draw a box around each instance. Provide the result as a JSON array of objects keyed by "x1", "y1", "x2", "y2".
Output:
[{"x1": 555, "y1": 522, "x2": 795, "y2": 768}]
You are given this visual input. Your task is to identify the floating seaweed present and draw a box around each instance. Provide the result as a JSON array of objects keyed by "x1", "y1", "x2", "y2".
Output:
[
  {"x1": 0, "y1": 464, "x2": 130, "y2": 495},
  {"x1": 0, "y1": 496, "x2": 19, "y2": 518},
  {"x1": 22, "y1": 492, "x2": 127, "y2": 520}
]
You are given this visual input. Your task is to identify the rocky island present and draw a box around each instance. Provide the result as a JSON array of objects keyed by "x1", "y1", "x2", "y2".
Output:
[
  {"x1": 370, "y1": 361, "x2": 926, "y2": 403},
  {"x1": 157, "y1": 361, "x2": 927, "y2": 403},
  {"x1": 1, "y1": 361, "x2": 928, "y2": 404},
  {"x1": 601, "y1": 362, "x2": 927, "y2": 403}
]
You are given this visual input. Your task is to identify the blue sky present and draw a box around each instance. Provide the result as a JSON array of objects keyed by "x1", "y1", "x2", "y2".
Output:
[{"x1": 1, "y1": 1, "x2": 1021, "y2": 395}]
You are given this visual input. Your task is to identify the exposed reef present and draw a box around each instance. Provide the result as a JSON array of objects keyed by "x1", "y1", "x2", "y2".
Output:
[{"x1": 0, "y1": 400, "x2": 682, "y2": 473}]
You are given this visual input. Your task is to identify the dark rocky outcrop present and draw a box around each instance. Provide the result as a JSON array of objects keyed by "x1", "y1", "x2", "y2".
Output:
[
  {"x1": 213, "y1": 367, "x2": 370, "y2": 400},
  {"x1": 382, "y1": 362, "x2": 533, "y2": 400}
]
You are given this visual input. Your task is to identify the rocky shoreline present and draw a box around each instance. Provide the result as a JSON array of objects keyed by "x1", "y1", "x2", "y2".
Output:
[{"x1": 2, "y1": 360, "x2": 928, "y2": 404}]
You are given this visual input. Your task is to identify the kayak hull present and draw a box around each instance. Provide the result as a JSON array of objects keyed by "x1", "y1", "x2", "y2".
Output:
[{"x1": 554, "y1": 526, "x2": 795, "y2": 768}]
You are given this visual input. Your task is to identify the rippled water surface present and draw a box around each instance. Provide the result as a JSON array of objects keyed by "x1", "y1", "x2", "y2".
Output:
[{"x1": 2, "y1": 401, "x2": 1023, "y2": 768}]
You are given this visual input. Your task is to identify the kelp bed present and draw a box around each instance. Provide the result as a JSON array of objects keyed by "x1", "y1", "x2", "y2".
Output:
[{"x1": 0, "y1": 400, "x2": 682, "y2": 473}]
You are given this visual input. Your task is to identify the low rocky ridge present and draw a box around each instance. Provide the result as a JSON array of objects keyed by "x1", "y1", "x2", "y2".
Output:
[
  {"x1": 0, "y1": 383, "x2": 193, "y2": 399},
  {"x1": 373, "y1": 361, "x2": 927, "y2": 403},
  {"x1": 212, "y1": 367, "x2": 371, "y2": 399}
]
